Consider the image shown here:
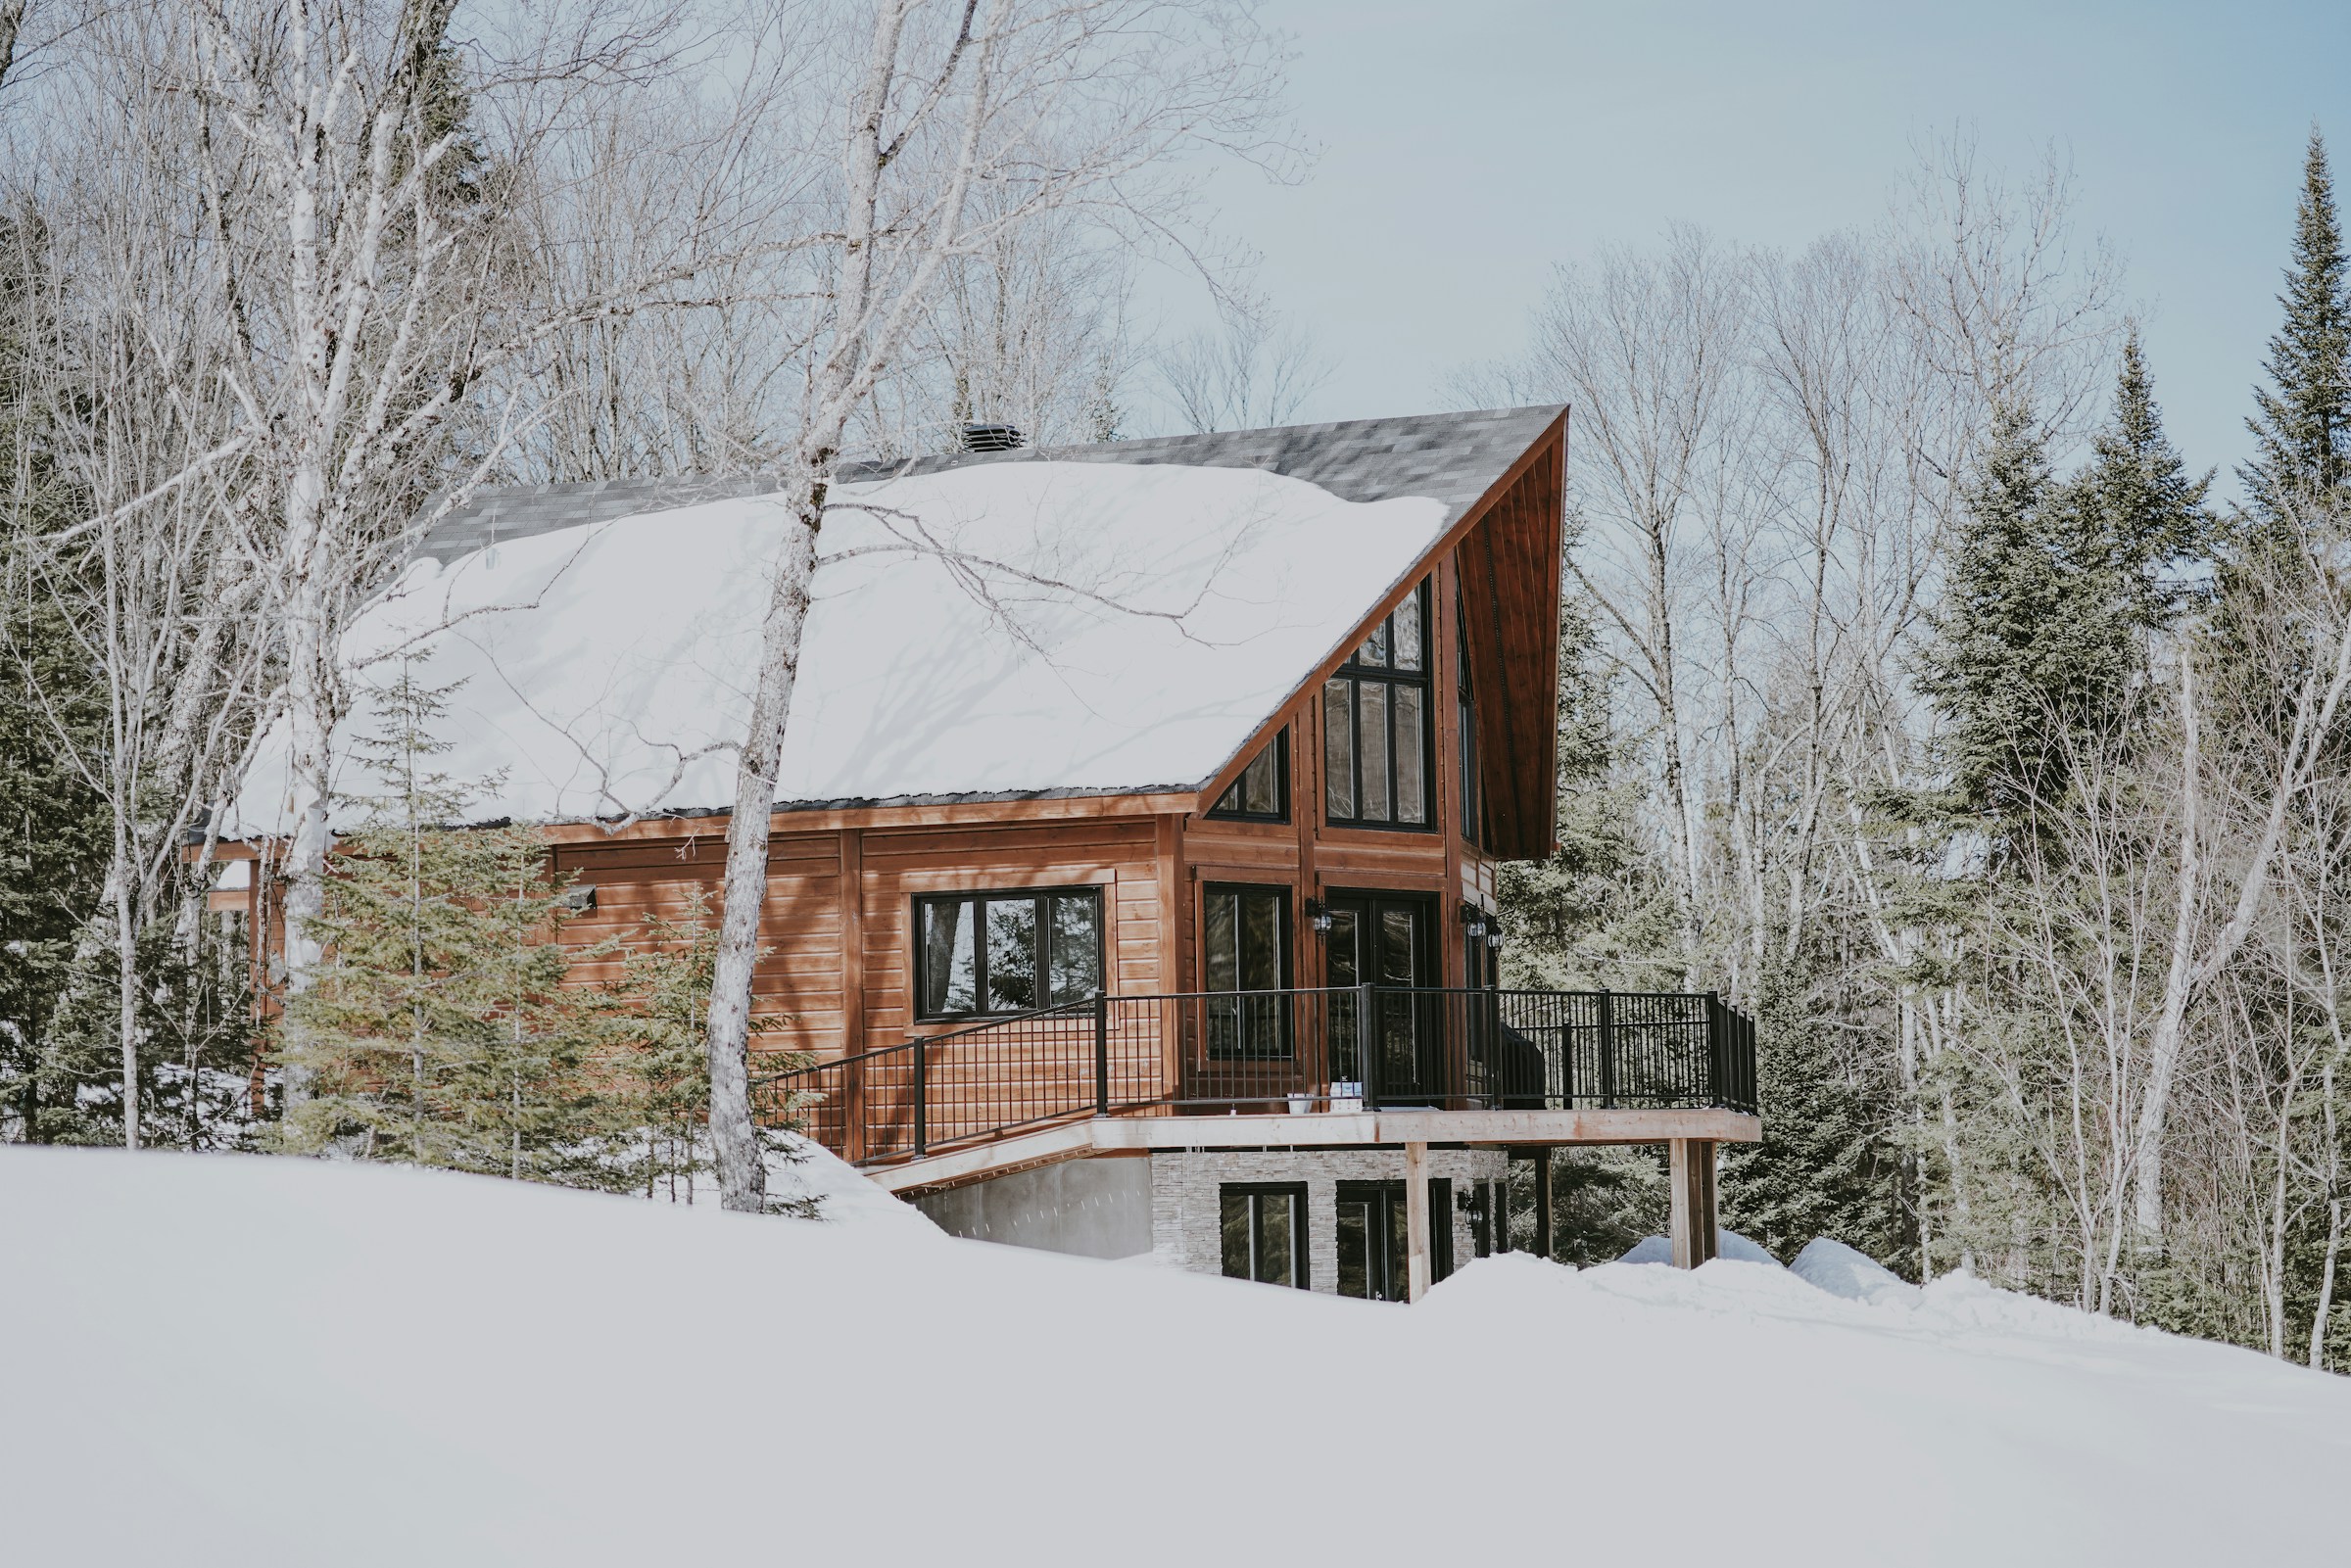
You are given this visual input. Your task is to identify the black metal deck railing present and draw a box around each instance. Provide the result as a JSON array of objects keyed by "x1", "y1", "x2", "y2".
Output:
[{"x1": 754, "y1": 986, "x2": 1757, "y2": 1167}]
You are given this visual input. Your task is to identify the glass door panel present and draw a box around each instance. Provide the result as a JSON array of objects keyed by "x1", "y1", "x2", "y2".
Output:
[
  {"x1": 1322, "y1": 894, "x2": 1438, "y2": 1102},
  {"x1": 1335, "y1": 1181, "x2": 1408, "y2": 1302}
]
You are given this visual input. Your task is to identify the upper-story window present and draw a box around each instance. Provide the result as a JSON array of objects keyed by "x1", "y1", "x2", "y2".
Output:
[
  {"x1": 1207, "y1": 732, "x2": 1289, "y2": 822},
  {"x1": 915, "y1": 888, "x2": 1102, "y2": 1020},
  {"x1": 1322, "y1": 580, "x2": 1432, "y2": 831}
]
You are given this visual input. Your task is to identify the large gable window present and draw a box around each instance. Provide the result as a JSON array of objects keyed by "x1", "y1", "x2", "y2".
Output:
[
  {"x1": 916, "y1": 888, "x2": 1102, "y2": 1020},
  {"x1": 1207, "y1": 732, "x2": 1289, "y2": 822},
  {"x1": 1323, "y1": 580, "x2": 1432, "y2": 830}
]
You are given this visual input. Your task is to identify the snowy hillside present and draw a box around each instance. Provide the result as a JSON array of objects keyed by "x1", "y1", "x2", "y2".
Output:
[{"x1": 6, "y1": 1148, "x2": 2347, "y2": 1567}]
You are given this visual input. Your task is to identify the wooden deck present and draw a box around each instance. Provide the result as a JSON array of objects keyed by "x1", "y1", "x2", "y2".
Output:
[{"x1": 864, "y1": 1105, "x2": 1763, "y2": 1196}]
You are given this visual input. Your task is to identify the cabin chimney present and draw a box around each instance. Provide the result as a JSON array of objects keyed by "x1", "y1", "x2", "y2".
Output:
[{"x1": 957, "y1": 422, "x2": 1025, "y2": 453}]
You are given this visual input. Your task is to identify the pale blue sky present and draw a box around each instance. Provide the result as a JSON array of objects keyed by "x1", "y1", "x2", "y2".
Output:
[{"x1": 1176, "y1": 0, "x2": 2351, "y2": 500}]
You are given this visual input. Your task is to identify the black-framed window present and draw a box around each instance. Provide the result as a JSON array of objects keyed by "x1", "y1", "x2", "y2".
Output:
[
  {"x1": 1220, "y1": 1183, "x2": 1309, "y2": 1288},
  {"x1": 1203, "y1": 882, "x2": 1290, "y2": 1059},
  {"x1": 1457, "y1": 584, "x2": 1483, "y2": 849},
  {"x1": 915, "y1": 887, "x2": 1102, "y2": 1020},
  {"x1": 1324, "y1": 580, "x2": 1433, "y2": 830},
  {"x1": 1208, "y1": 731, "x2": 1289, "y2": 822}
]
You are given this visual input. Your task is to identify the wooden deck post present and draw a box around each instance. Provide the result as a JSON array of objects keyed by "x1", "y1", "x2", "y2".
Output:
[
  {"x1": 1532, "y1": 1147, "x2": 1553, "y2": 1261},
  {"x1": 1405, "y1": 1141, "x2": 1432, "y2": 1302},
  {"x1": 1668, "y1": 1138, "x2": 1718, "y2": 1269}
]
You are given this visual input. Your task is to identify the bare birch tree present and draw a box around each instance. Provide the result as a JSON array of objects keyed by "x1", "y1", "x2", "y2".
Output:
[{"x1": 696, "y1": 0, "x2": 1287, "y2": 1211}]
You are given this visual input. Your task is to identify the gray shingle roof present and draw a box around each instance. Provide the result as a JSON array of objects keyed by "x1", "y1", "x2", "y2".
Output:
[{"x1": 415, "y1": 405, "x2": 1565, "y2": 564}]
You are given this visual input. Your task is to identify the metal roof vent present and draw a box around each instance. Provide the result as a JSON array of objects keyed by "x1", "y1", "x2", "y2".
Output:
[{"x1": 958, "y1": 422, "x2": 1025, "y2": 452}]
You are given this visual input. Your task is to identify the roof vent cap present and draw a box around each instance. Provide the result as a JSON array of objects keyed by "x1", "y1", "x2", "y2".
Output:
[{"x1": 958, "y1": 422, "x2": 1025, "y2": 453}]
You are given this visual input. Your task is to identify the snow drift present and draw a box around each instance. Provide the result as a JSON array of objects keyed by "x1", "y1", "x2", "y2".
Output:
[
  {"x1": 226, "y1": 461, "x2": 1450, "y2": 832},
  {"x1": 5, "y1": 1146, "x2": 2348, "y2": 1566}
]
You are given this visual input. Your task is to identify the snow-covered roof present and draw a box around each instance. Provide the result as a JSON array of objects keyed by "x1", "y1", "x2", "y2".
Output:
[{"x1": 227, "y1": 408, "x2": 1565, "y2": 834}]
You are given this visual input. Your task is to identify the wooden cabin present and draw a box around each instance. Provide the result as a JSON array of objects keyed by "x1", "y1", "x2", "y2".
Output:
[{"x1": 220, "y1": 407, "x2": 1758, "y2": 1297}]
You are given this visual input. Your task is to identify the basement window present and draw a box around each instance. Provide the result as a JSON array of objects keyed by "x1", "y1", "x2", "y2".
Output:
[
  {"x1": 914, "y1": 888, "x2": 1103, "y2": 1021},
  {"x1": 1220, "y1": 1184, "x2": 1309, "y2": 1288}
]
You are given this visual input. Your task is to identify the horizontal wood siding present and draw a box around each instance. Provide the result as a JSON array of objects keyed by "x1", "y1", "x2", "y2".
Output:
[{"x1": 554, "y1": 832, "x2": 844, "y2": 1070}]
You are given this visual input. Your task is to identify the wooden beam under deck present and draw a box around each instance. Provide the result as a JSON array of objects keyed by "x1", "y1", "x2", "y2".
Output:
[{"x1": 863, "y1": 1107, "x2": 1761, "y2": 1197}]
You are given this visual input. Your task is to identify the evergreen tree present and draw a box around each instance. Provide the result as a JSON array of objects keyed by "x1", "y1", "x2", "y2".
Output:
[
  {"x1": 1719, "y1": 961, "x2": 1909, "y2": 1267},
  {"x1": 0, "y1": 566, "x2": 112, "y2": 1140},
  {"x1": 1921, "y1": 356, "x2": 2207, "y2": 822},
  {"x1": 274, "y1": 669, "x2": 636, "y2": 1188},
  {"x1": 608, "y1": 892, "x2": 808, "y2": 1203},
  {"x1": 2242, "y1": 127, "x2": 2351, "y2": 522},
  {"x1": 0, "y1": 211, "x2": 115, "y2": 1142},
  {"x1": 1919, "y1": 400, "x2": 2073, "y2": 816},
  {"x1": 2067, "y1": 330, "x2": 2214, "y2": 635}
]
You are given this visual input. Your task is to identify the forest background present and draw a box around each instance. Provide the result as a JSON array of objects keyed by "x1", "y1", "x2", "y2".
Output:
[{"x1": 6, "y1": 0, "x2": 2351, "y2": 1373}]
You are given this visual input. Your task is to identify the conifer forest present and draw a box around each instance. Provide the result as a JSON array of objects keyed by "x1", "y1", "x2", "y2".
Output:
[{"x1": 7, "y1": 0, "x2": 2351, "y2": 1383}]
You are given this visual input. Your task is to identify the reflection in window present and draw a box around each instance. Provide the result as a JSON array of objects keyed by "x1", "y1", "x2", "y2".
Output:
[
  {"x1": 1324, "y1": 580, "x2": 1433, "y2": 829},
  {"x1": 1204, "y1": 883, "x2": 1290, "y2": 1060},
  {"x1": 915, "y1": 889, "x2": 1102, "y2": 1020},
  {"x1": 1208, "y1": 732, "x2": 1289, "y2": 821},
  {"x1": 1221, "y1": 1185, "x2": 1308, "y2": 1288}
]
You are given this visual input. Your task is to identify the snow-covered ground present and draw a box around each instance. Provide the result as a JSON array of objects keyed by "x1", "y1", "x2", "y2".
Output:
[{"x1": 6, "y1": 1147, "x2": 2347, "y2": 1566}]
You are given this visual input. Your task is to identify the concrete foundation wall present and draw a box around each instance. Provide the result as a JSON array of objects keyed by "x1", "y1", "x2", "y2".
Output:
[{"x1": 915, "y1": 1156, "x2": 1155, "y2": 1259}]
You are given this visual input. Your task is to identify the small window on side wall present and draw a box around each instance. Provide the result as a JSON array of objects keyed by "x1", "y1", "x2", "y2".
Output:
[
  {"x1": 1208, "y1": 731, "x2": 1289, "y2": 822},
  {"x1": 915, "y1": 888, "x2": 1102, "y2": 1021}
]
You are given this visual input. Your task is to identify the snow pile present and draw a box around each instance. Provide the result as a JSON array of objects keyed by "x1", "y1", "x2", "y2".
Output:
[
  {"x1": 7, "y1": 1148, "x2": 2350, "y2": 1567},
  {"x1": 1793, "y1": 1235, "x2": 1920, "y2": 1305},
  {"x1": 227, "y1": 461, "x2": 1450, "y2": 832},
  {"x1": 764, "y1": 1130, "x2": 943, "y2": 1237},
  {"x1": 1618, "y1": 1228, "x2": 1781, "y2": 1265}
]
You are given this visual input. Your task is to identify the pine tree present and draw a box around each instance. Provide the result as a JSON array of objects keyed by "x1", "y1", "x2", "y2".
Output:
[
  {"x1": 1718, "y1": 961, "x2": 1908, "y2": 1268},
  {"x1": 1921, "y1": 359, "x2": 2206, "y2": 823},
  {"x1": 1918, "y1": 399, "x2": 2074, "y2": 816},
  {"x1": 0, "y1": 211, "x2": 115, "y2": 1142},
  {"x1": 274, "y1": 668, "x2": 636, "y2": 1187},
  {"x1": 2067, "y1": 329, "x2": 2214, "y2": 636},
  {"x1": 2243, "y1": 127, "x2": 2351, "y2": 523},
  {"x1": 607, "y1": 892, "x2": 817, "y2": 1203},
  {"x1": 0, "y1": 567, "x2": 112, "y2": 1140}
]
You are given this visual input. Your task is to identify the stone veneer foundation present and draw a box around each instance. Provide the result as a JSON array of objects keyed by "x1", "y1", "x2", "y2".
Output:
[{"x1": 1148, "y1": 1146, "x2": 1512, "y2": 1291}]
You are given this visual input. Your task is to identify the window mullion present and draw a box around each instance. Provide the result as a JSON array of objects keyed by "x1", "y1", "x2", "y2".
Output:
[
  {"x1": 1034, "y1": 896, "x2": 1051, "y2": 1005},
  {"x1": 1349, "y1": 676, "x2": 1363, "y2": 816},
  {"x1": 973, "y1": 896, "x2": 990, "y2": 1012},
  {"x1": 1372, "y1": 677, "x2": 1391, "y2": 818}
]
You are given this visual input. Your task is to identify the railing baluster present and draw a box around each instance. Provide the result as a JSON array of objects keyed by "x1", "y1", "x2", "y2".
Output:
[
  {"x1": 1093, "y1": 994, "x2": 1110, "y2": 1116},
  {"x1": 1598, "y1": 991, "x2": 1616, "y2": 1110},
  {"x1": 912, "y1": 1038, "x2": 928, "y2": 1159}
]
